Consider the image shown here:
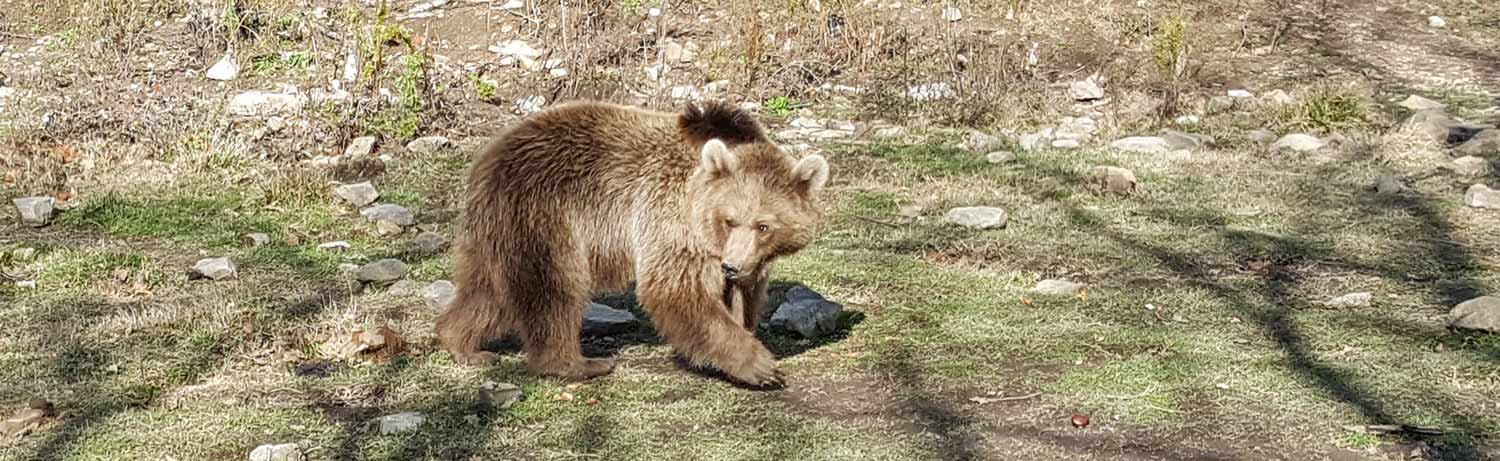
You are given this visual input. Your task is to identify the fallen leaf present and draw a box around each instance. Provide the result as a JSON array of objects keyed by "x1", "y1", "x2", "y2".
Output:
[{"x1": 585, "y1": 398, "x2": 599, "y2": 406}]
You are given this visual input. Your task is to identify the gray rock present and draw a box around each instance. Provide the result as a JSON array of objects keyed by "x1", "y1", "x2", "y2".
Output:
[
  {"x1": 769, "y1": 286, "x2": 842, "y2": 338},
  {"x1": 480, "y1": 381, "x2": 523, "y2": 409},
  {"x1": 1031, "y1": 279, "x2": 1085, "y2": 296},
  {"x1": 356, "y1": 259, "x2": 408, "y2": 283},
  {"x1": 319, "y1": 241, "x2": 352, "y2": 252},
  {"x1": 376, "y1": 220, "x2": 405, "y2": 237},
  {"x1": 986, "y1": 151, "x2": 1016, "y2": 164},
  {"x1": 242, "y1": 233, "x2": 271, "y2": 247},
  {"x1": 205, "y1": 54, "x2": 238, "y2": 81},
  {"x1": 388, "y1": 279, "x2": 420, "y2": 295},
  {"x1": 344, "y1": 136, "x2": 377, "y2": 158},
  {"x1": 1018, "y1": 129, "x2": 1053, "y2": 152},
  {"x1": 906, "y1": 83, "x2": 954, "y2": 101},
  {"x1": 1160, "y1": 130, "x2": 1214, "y2": 151},
  {"x1": 1068, "y1": 76, "x2": 1104, "y2": 101},
  {"x1": 360, "y1": 204, "x2": 415, "y2": 227},
  {"x1": 1261, "y1": 90, "x2": 1295, "y2": 105},
  {"x1": 1110, "y1": 136, "x2": 1171, "y2": 154},
  {"x1": 1465, "y1": 184, "x2": 1500, "y2": 209},
  {"x1": 1274, "y1": 134, "x2": 1327, "y2": 153},
  {"x1": 412, "y1": 231, "x2": 448, "y2": 254},
  {"x1": 335, "y1": 182, "x2": 380, "y2": 207},
  {"x1": 1452, "y1": 156, "x2": 1493, "y2": 177},
  {"x1": 582, "y1": 302, "x2": 638, "y2": 336},
  {"x1": 1248, "y1": 129, "x2": 1278, "y2": 144},
  {"x1": 941, "y1": 6, "x2": 962, "y2": 22},
  {"x1": 1206, "y1": 95, "x2": 1236, "y2": 113},
  {"x1": 192, "y1": 257, "x2": 237, "y2": 280},
  {"x1": 1051, "y1": 139, "x2": 1081, "y2": 150},
  {"x1": 248, "y1": 443, "x2": 303, "y2": 461},
  {"x1": 406, "y1": 136, "x2": 452, "y2": 154},
  {"x1": 1428, "y1": 15, "x2": 1447, "y2": 28},
  {"x1": 1398, "y1": 95, "x2": 1445, "y2": 111},
  {"x1": 1411, "y1": 110, "x2": 1492, "y2": 146},
  {"x1": 963, "y1": 131, "x2": 1004, "y2": 152},
  {"x1": 1054, "y1": 116, "x2": 1097, "y2": 141},
  {"x1": 1090, "y1": 166, "x2": 1138, "y2": 196},
  {"x1": 377, "y1": 412, "x2": 426, "y2": 435},
  {"x1": 227, "y1": 90, "x2": 306, "y2": 117},
  {"x1": 944, "y1": 207, "x2": 1007, "y2": 229},
  {"x1": 1325, "y1": 292, "x2": 1373, "y2": 308},
  {"x1": 423, "y1": 280, "x2": 456, "y2": 309},
  {"x1": 1373, "y1": 175, "x2": 1405, "y2": 195},
  {"x1": 11, "y1": 247, "x2": 37, "y2": 262},
  {"x1": 1455, "y1": 129, "x2": 1500, "y2": 156},
  {"x1": 13, "y1": 196, "x2": 55, "y2": 227},
  {"x1": 871, "y1": 125, "x2": 907, "y2": 140},
  {"x1": 1450, "y1": 296, "x2": 1500, "y2": 333}
]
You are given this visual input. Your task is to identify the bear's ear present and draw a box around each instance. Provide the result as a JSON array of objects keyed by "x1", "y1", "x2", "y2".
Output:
[
  {"x1": 792, "y1": 154, "x2": 830, "y2": 196},
  {"x1": 699, "y1": 139, "x2": 739, "y2": 177}
]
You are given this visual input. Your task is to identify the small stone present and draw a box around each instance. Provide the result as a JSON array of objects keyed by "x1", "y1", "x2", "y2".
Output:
[
  {"x1": 11, "y1": 247, "x2": 37, "y2": 262},
  {"x1": 582, "y1": 303, "x2": 638, "y2": 336},
  {"x1": 769, "y1": 286, "x2": 843, "y2": 338},
  {"x1": 1464, "y1": 184, "x2": 1500, "y2": 209},
  {"x1": 1207, "y1": 95, "x2": 1236, "y2": 113},
  {"x1": 1054, "y1": 116, "x2": 1097, "y2": 141},
  {"x1": 1227, "y1": 89, "x2": 1253, "y2": 99},
  {"x1": 1090, "y1": 166, "x2": 1138, "y2": 196},
  {"x1": 480, "y1": 381, "x2": 524, "y2": 409},
  {"x1": 1248, "y1": 129, "x2": 1278, "y2": 144},
  {"x1": 1428, "y1": 16, "x2": 1446, "y2": 28},
  {"x1": 1110, "y1": 136, "x2": 1171, "y2": 154},
  {"x1": 1160, "y1": 129, "x2": 1214, "y2": 151},
  {"x1": 248, "y1": 443, "x2": 303, "y2": 461},
  {"x1": 377, "y1": 412, "x2": 426, "y2": 435},
  {"x1": 344, "y1": 136, "x2": 377, "y2": 158},
  {"x1": 356, "y1": 259, "x2": 409, "y2": 284},
  {"x1": 515, "y1": 95, "x2": 546, "y2": 115},
  {"x1": 941, "y1": 6, "x2": 962, "y2": 22},
  {"x1": 319, "y1": 241, "x2": 351, "y2": 252},
  {"x1": 405, "y1": 136, "x2": 451, "y2": 154},
  {"x1": 1261, "y1": 90, "x2": 1295, "y2": 105},
  {"x1": 13, "y1": 196, "x2": 55, "y2": 227},
  {"x1": 360, "y1": 204, "x2": 415, "y2": 227},
  {"x1": 1372, "y1": 175, "x2": 1405, "y2": 195},
  {"x1": 1273, "y1": 134, "x2": 1327, "y2": 153},
  {"x1": 1051, "y1": 139, "x2": 1081, "y2": 149},
  {"x1": 388, "y1": 279, "x2": 420, "y2": 295},
  {"x1": 1398, "y1": 95, "x2": 1445, "y2": 111},
  {"x1": 963, "y1": 131, "x2": 1004, "y2": 152},
  {"x1": 1174, "y1": 115, "x2": 1201, "y2": 125},
  {"x1": 227, "y1": 90, "x2": 306, "y2": 117},
  {"x1": 986, "y1": 151, "x2": 1016, "y2": 164},
  {"x1": 191, "y1": 257, "x2": 237, "y2": 280},
  {"x1": 205, "y1": 54, "x2": 238, "y2": 81},
  {"x1": 871, "y1": 125, "x2": 907, "y2": 139},
  {"x1": 16, "y1": 280, "x2": 36, "y2": 289},
  {"x1": 906, "y1": 82, "x2": 954, "y2": 101},
  {"x1": 1450, "y1": 296, "x2": 1500, "y2": 333},
  {"x1": 412, "y1": 231, "x2": 448, "y2": 254},
  {"x1": 944, "y1": 207, "x2": 1007, "y2": 229},
  {"x1": 376, "y1": 220, "x2": 405, "y2": 237},
  {"x1": 242, "y1": 233, "x2": 271, "y2": 247},
  {"x1": 337, "y1": 263, "x2": 360, "y2": 273},
  {"x1": 1068, "y1": 76, "x2": 1105, "y2": 101},
  {"x1": 1031, "y1": 279, "x2": 1085, "y2": 296},
  {"x1": 423, "y1": 280, "x2": 456, "y2": 309},
  {"x1": 1452, "y1": 156, "x2": 1493, "y2": 177},
  {"x1": 1325, "y1": 292, "x2": 1373, "y2": 308},
  {"x1": 1455, "y1": 129, "x2": 1500, "y2": 156},
  {"x1": 1019, "y1": 129, "x2": 1053, "y2": 152},
  {"x1": 335, "y1": 182, "x2": 380, "y2": 207}
]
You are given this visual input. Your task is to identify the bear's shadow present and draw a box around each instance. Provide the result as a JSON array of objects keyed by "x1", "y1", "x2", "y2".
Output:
[{"x1": 481, "y1": 280, "x2": 864, "y2": 362}]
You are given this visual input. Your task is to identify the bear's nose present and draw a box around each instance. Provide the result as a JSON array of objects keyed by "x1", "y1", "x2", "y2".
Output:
[{"x1": 721, "y1": 262, "x2": 740, "y2": 279}]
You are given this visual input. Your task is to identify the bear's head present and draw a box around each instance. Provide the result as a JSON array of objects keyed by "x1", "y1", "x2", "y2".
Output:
[{"x1": 689, "y1": 138, "x2": 830, "y2": 282}]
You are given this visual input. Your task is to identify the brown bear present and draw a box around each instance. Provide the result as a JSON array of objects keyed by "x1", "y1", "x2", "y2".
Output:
[{"x1": 434, "y1": 99, "x2": 830, "y2": 387}]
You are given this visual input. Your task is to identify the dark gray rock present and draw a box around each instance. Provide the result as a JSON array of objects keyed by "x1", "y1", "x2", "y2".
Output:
[
  {"x1": 769, "y1": 286, "x2": 842, "y2": 338},
  {"x1": 1450, "y1": 296, "x2": 1500, "y2": 333},
  {"x1": 582, "y1": 302, "x2": 638, "y2": 336},
  {"x1": 356, "y1": 259, "x2": 408, "y2": 283},
  {"x1": 1455, "y1": 129, "x2": 1500, "y2": 156},
  {"x1": 344, "y1": 136, "x2": 377, "y2": 158}
]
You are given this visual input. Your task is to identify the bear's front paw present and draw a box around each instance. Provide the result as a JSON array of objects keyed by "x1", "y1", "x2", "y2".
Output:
[{"x1": 724, "y1": 346, "x2": 785, "y2": 389}]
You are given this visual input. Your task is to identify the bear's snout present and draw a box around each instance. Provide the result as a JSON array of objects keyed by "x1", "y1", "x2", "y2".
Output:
[{"x1": 721, "y1": 262, "x2": 741, "y2": 280}]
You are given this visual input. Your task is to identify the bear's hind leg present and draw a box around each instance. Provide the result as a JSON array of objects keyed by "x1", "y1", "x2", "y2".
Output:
[{"x1": 513, "y1": 238, "x2": 615, "y2": 380}]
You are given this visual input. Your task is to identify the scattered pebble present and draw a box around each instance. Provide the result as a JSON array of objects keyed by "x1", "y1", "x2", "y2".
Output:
[
  {"x1": 412, "y1": 231, "x2": 449, "y2": 254},
  {"x1": 1464, "y1": 184, "x2": 1500, "y2": 209},
  {"x1": 227, "y1": 90, "x2": 306, "y2": 117},
  {"x1": 941, "y1": 6, "x2": 962, "y2": 22},
  {"x1": 1110, "y1": 136, "x2": 1171, "y2": 154},
  {"x1": 1261, "y1": 90, "x2": 1295, "y2": 105},
  {"x1": 1069, "y1": 76, "x2": 1105, "y2": 101},
  {"x1": 1247, "y1": 129, "x2": 1278, "y2": 144},
  {"x1": 986, "y1": 151, "x2": 1016, "y2": 164},
  {"x1": 1398, "y1": 95, "x2": 1445, "y2": 111},
  {"x1": 1070, "y1": 414, "x2": 1090, "y2": 428},
  {"x1": 480, "y1": 381, "x2": 524, "y2": 409},
  {"x1": 423, "y1": 280, "x2": 456, "y2": 309},
  {"x1": 1325, "y1": 292, "x2": 1373, "y2": 308},
  {"x1": 335, "y1": 182, "x2": 380, "y2": 207},
  {"x1": 13, "y1": 196, "x2": 55, "y2": 227},
  {"x1": 944, "y1": 207, "x2": 1007, "y2": 229},
  {"x1": 1452, "y1": 156, "x2": 1493, "y2": 177},
  {"x1": 242, "y1": 233, "x2": 271, "y2": 247},
  {"x1": 1031, "y1": 279, "x2": 1085, "y2": 296},
  {"x1": 1428, "y1": 16, "x2": 1446, "y2": 28},
  {"x1": 906, "y1": 83, "x2": 954, "y2": 101},
  {"x1": 405, "y1": 136, "x2": 452, "y2": 154},
  {"x1": 319, "y1": 241, "x2": 352, "y2": 252},
  {"x1": 1372, "y1": 175, "x2": 1405, "y2": 195},
  {"x1": 360, "y1": 203, "x2": 415, "y2": 228},
  {"x1": 377, "y1": 412, "x2": 426, "y2": 435}
]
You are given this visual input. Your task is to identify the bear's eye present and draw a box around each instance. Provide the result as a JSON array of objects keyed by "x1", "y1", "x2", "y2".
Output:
[{"x1": 756, "y1": 224, "x2": 769, "y2": 232}]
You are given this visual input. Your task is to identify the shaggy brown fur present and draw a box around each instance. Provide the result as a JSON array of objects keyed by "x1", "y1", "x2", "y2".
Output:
[{"x1": 434, "y1": 100, "x2": 830, "y2": 387}]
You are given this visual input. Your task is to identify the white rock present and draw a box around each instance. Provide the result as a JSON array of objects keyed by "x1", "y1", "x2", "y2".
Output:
[
  {"x1": 1451, "y1": 297, "x2": 1500, "y2": 333},
  {"x1": 1110, "y1": 136, "x2": 1171, "y2": 154},
  {"x1": 335, "y1": 182, "x2": 380, "y2": 207},
  {"x1": 944, "y1": 207, "x2": 1007, "y2": 229},
  {"x1": 906, "y1": 83, "x2": 954, "y2": 101},
  {"x1": 242, "y1": 233, "x2": 271, "y2": 247},
  {"x1": 1051, "y1": 139, "x2": 1081, "y2": 149},
  {"x1": 377, "y1": 412, "x2": 426, "y2": 435},
  {"x1": 357, "y1": 259, "x2": 409, "y2": 283},
  {"x1": 1068, "y1": 76, "x2": 1104, "y2": 101},
  {"x1": 1398, "y1": 95, "x2": 1445, "y2": 111},
  {"x1": 405, "y1": 136, "x2": 451, "y2": 154},
  {"x1": 1031, "y1": 279, "x2": 1085, "y2": 295},
  {"x1": 13, "y1": 196, "x2": 55, "y2": 227},
  {"x1": 342, "y1": 48, "x2": 360, "y2": 82},
  {"x1": 1428, "y1": 16, "x2": 1446, "y2": 28},
  {"x1": 1227, "y1": 89, "x2": 1253, "y2": 99},
  {"x1": 515, "y1": 95, "x2": 546, "y2": 115},
  {"x1": 205, "y1": 54, "x2": 238, "y2": 81},
  {"x1": 248, "y1": 443, "x2": 303, "y2": 461},
  {"x1": 1273, "y1": 133, "x2": 1327, "y2": 153},
  {"x1": 1452, "y1": 156, "x2": 1493, "y2": 177},
  {"x1": 669, "y1": 85, "x2": 700, "y2": 101},
  {"x1": 1019, "y1": 129, "x2": 1053, "y2": 152},
  {"x1": 582, "y1": 303, "x2": 638, "y2": 335},
  {"x1": 192, "y1": 257, "x2": 237, "y2": 280},
  {"x1": 489, "y1": 40, "x2": 542, "y2": 59},
  {"x1": 1174, "y1": 115, "x2": 1201, "y2": 125},
  {"x1": 344, "y1": 136, "x2": 377, "y2": 158},
  {"x1": 227, "y1": 91, "x2": 306, "y2": 117},
  {"x1": 941, "y1": 7, "x2": 962, "y2": 22},
  {"x1": 501, "y1": 0, "x2": 523, "y2": 9},
  {"x1": 1325, "y1": 292, "x2": 1373, "y2": 308},
  {"x1": 1465, "y1": 184, "x2": 1500, "y2": 209},
  {"x1": 986, "y1": 151, "x2": 1016, "y2": 164}
]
